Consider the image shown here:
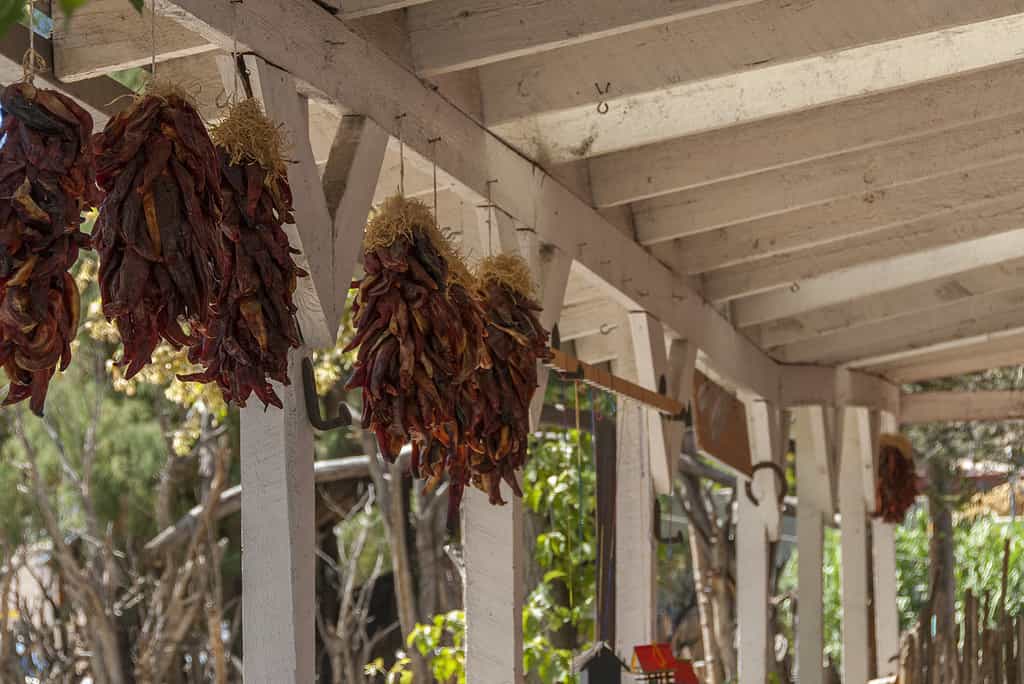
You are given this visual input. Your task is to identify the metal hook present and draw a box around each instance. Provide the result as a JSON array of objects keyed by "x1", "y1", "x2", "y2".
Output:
[
  {"x1": 599, "y1": 322, "x2": 617, "y2": 336},
  {"x1": 301, "y1": 358, "x2": 352, "y2": 431},
  {"x1": 743, "y1": 461, "x2": 787, "y2": 508},
  {"x1": 594, "y1": 81, "x2": 611, "y2": 114}
]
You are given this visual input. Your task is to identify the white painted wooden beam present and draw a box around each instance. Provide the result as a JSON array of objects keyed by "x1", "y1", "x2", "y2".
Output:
[
  {"x1": 774, "y1": 286, "x2": 1024, "y2": 365},
  {"x1": 160, "y1": 0, "x2": 784, "y2": 404},
  {"x1": 321, "y1": 115, "x2": 389, "y2": 319},
  {"x1": 337, "y1": 0, "x2": 434, "y2": 19},
  {"x1": 872, "y1": 411, "x2": 901, "y2": 678},
  {"x1": 793, "y1": 407, "x2": 830, "y2": 684},
  {"x1": 867, "y1": 328, "x2": 1024, "y2": 382},
  {"x1": 635, "y1": 114, "x2": 1024, "y2": 245},
  {"x1": 53, "y1": 0, "x2": 216, "y2": 81},
  {"x1": 839, "y1": 406, "x2": 872, "y2": 684},
  {"x1": 746, "y1": 400, "x2": 788, "y2": 542},
  {"x1": 628, "y1": 314, "x2": 696, "y2": 495},
  {"x1": 900, "y1": 390, "x2": 1024, "y2": 424},
  {"x1": 647, "y1": 155, "x2": 1024, "y2": 253},
  {"x1": 614, "y1": 385, "x2": 656, "y2": 659},
  {"x1": 729, "y1": 229, "x2": 1024, "y2": 325},
  {"x1": 462, "y1": 489, "x2": 524, "y2": 684},
  {"x1": 702, "y1": 190, "x2": 1024, "y2": 303},
  {"x1": 240, "y1": 351, "x2": 316, "y2": 684},
  {"x1": 243, "y1": 56, "x2": 338, "y2": 348},
  {"x1": 736, "y1": 487, "x2": 769, "y2": 684},
  {"x1": 753, "y1": 256, "x2": 1024, "y2": 349},
  {"x1": 483, "y1": 6, "x2": 1024, "y2": 163},
  {"x1": 406, "y1": 0, "x2": 760, "y2": 75},
  {"x1": 557, "y1": 298, "x2": 618, "y2": 342},
  {"x1": 780, "y1": 366, "x2": 900, "y2": 421},
  {"x1": 589, "y1": 60, "x2": 1024, "y2": 206}
]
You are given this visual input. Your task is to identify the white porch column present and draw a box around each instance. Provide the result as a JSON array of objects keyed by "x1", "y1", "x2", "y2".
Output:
[
  {"x1": 463, "y1": 207, "x2": 570, "y2": 683},
  {"x1": 614, "y1": 390, "x2": 656, "y2": 654},
  {"x1": 240, "y1": 351, "x2": 316, "y2": 684},
  {"x1": 871, "y1": 411, "x2": 902, "y2": 677},
  {"x1": 737, "y1": 399, "x2": 787, "y2": 684},
  {"x1": 792, "y1": 405, "x2": 839, "y2": 684},
  {"x1": 839, "y1": 406, "x2": 872, "y2": 683},
  {"x1": 736, "y1": 488, "x2": 768, "y2": 683}
]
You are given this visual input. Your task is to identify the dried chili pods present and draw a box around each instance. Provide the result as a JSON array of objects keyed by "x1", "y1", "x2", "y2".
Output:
[
  {"x1": 0, "y1": 81, "x2": 98, "y2": 415},
  {"x1": 179, "y1": 99, "x2": 305, "y2": 407},
  {"x1": 345, "y1": 196, "x2": 465, "y2": 464},
  {"x1": 471, "y1": 254, "x2": 551, "y2": 505},
  {"x1": 93, "y1": 85, "x2": 224, "y2": 379},
  {"x1": 875, "y1": 433, "x2": 918, "y2": 523}
]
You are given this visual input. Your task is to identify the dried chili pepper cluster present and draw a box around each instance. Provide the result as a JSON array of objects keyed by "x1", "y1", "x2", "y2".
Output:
[
  {"x1": 470, "y1": 254, "x2": 551, "y2": 505},
  {"x1": 93, "y1": 85, "x2": 224, "y2": 379},
  {"x1": 875, "y1": 433, "x2": 918, "y2": 523},
  {"x1": 0, "y1": 82, "x2": 98, "y2": 415},
  {"x1": 345, "y1": 196, "x2": 467, "y2": 464},
  {"x1": 179, "y1": 99, "x2": 305, "y2": 408}
]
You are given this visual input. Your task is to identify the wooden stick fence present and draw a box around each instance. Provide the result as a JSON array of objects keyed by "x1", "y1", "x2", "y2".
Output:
[{"x1": 898, "y1": 540, "x2": 1020, "y2": 684}]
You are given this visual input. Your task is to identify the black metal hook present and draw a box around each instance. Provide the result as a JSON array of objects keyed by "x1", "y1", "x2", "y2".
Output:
[
  {"x1": 301, "y1": 357, "x2": 352, "y2": 431},
  {"x1": 743, "y1": 461, "x2": 787, "y2": 508}
]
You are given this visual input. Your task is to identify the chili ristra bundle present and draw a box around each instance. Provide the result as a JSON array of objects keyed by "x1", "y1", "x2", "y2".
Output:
[
  {"x1": 471, "y1": 254, "x2": 551, "y2": 506},
  {"x1": 345, "y1": 196, "x2": 466, "y2": 463},
  {"x1": 418, "y1": 263, "x2": 491, "y2": 522},
  {"x1": 93, "y1": 84, "x2": 224, "y2": 379},
  {"x1": 180, "y1": 99, "x2": 305, "y2": 408},
  {"x1": 0, "y1": 82, "x2": 98, "y2": 415},
  {"x1": 875, "y1": 433, "x2": 918, "y2": 523}
]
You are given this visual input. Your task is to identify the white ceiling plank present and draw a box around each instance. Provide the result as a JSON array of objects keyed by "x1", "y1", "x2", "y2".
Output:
[
  {"x1": 53, "y1": 0, "x2": 217, "y2": 81},
  {"x1": 773, "y1": 287, "x2": 1024, "y2": 365},
  {"x1": 590, "y1": 61, "x2": 1024, "y2": 206},
  {"x1": 337, "y1": 0, "x2": 435, "y2": 19},
  {"x1": 865, "y1": 329, "x2": 1024, "y2": 383},
  {"x1": 484, "y1": 7, "x2": 1024, "y2": 163},
  {"x1": 642, "y1": 155, "x2": 1024, "y2": 252},
  {"x1": 633, "y1": 113, "x2": 1024, "y2": 244},
  {"x1": 754, "y1": 257, "x2": 1024, "y2": 349},
  {"x1": 703, "y1": 189, "x2": 1024, "y2": 302},
  {"x1": 731, "y1": 230, "x2": 1024, "y2": 328},
  {"x1": 557, "y1": 299, "x2": 620, "y2": 342},
  {"x1": 900, "y1": 391, "x2": 1024, "y2": 424},
  {"x1": 407, "y1": 0, "x2": 759, "y2": 75},
  {"x1": 161, "y1": 0, "x2": 786, "y2": 403}
]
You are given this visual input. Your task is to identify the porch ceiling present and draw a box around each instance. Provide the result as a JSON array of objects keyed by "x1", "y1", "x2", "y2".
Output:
[{"x1": 17, "y1": 0, "x2": 1024, "y2": 401}]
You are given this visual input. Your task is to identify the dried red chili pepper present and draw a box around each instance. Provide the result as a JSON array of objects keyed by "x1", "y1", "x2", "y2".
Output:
[
  {"x1": 93, "y1": 86, "x2": 224, "y2": 379},
  {"x1": 470, "y1": 254, "x2": 551, "y2": 506},
  {"x1": 875, "y1": 434, "x2": 918, "y2": 523},
  {"x1": 0, "y1": 81, "x2": 98, "y2": 415},
  {"x1": 345, "y1": 196, "x2": 466, "y2": 464},
  {"x1": 179, "y1": 100, "x2": 306, "y2": 407}
]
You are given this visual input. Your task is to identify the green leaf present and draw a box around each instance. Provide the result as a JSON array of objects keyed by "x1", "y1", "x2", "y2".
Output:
[
  {"x1": 130, "y1": 0, "x2": 145, "y2": 11},
  {"x1": 542, "y1": 569, "x2": 567, "y2": 584},
  {"x1": 0, "y1": 1, "x2": 25, "y2": 38}
]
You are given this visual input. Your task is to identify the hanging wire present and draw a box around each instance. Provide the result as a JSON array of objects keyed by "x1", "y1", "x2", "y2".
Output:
[
  {"x1": 231, "y1": 0, "x2": 241, "y2": 99},
  {"x1": 150, "y1": 0, "x2": 157, "y2": 79},
  {"x1": 573, "y1": 380, "x2": 586, "y2": 603},
  {"x1": 395, "y1": 114, "x2": 407, "y2": 196},
  {"x1": 21, "y1": 0, "x2": 45, "y2": 84},
  {"x1": 429, "y1": 137, "x2": 440, "y2": 220}
]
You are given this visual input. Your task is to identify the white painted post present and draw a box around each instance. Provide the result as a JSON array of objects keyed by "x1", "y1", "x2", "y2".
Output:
[
  {"x1": 614, "y1": 385, "x2": 656, "y2": 656},
  {"x1": 792, "y1": 405, "x2": 837, "y2": 684},
  {"x1": 240, "y1": 351, "x2": 316, "y2": 684},
  {"x1": 872, "y1": 411, "x2": 902, "y2": 677},
  {"x1": 462, "y1": 491, "x2": 525, "y2": 684},
  {"x1": 463, "y1": 205, "x2": 570, "y2": 683},
  {"x1": 737, "y1": 486, "x2": 768, "y2": 684},
  {"x1": 839, "y1": 406, "x2": 872, "y2": 684}
]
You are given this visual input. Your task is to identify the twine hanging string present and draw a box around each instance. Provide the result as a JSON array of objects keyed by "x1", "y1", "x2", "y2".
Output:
[
  {"x1": 429, "y1": 137, "x2": 441, "y2": 221},
  {"x1": 21, "y1": 0, "x2": 46, "y2": 84},
  {"x1": 395, "y1": 113, "x2": 407, "y2": 196},
  {"x1": 150, "y1": 0, "x2": 157, "y2": 79}
]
